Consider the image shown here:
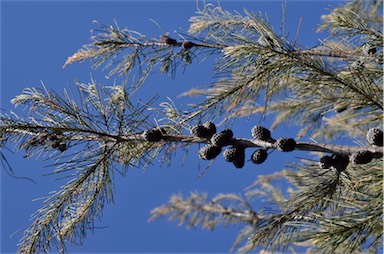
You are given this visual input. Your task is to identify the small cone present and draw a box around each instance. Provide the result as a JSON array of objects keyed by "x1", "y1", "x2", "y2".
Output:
[{"x1": 182, "y1": 41, "x2": 195, "y2": 50}]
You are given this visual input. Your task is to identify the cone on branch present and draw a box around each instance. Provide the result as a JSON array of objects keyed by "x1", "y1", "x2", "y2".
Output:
[
  {"x1": 190, "y1": 122, "x2": 216, "y2": 139},
  {"x1": 223, "y1": 147, "x2": 242, "y2": 162},
  {"x1": 190, "y1": 124, "x2": 207, "y2": 138},
  {"x1": 202, "y1": 121, "x2": 217, "y2": 139},
  {"x1": 318, "y1": 155, "x2": 333, "y2": 169},
  {"x1": 210, "y1": 129, "x2": 233, "y2": 147},
  {"x1": 350, "y1": 151, "x2": 373, "y2": 165},
  {"x1": 232, "y1": 146, "x2": 245, "y2": 168},
  {"x1": 366, "y1": 128, "x2": 383, "y2": 147},
  {"x1": 143, "y1": 128, "x2": 163, "y2": 142},
  {"x1": 160, "y1": 35, "x2": 177, "y2": 45},
  {"x1": 58, "y1": 143, "x2": 67, "y2": 152},
  {"x1": 275, "y1": 138, "x2": 296, "y2": 152},
  {"x1": 251, "y1": 149, "x2": 268, "y2": 164},
  {"x1": 182, "y1": 41, "x2": 195, "y2": 50},
  {"x1": 198, "y1": 145, "x2": 222, "y2": 160},
  {"x1": 332, "y1": 154, "x2": 349, "y2": 172},
  {"x1": 5, "y1": 2, "x2": 384, "y2": 253},
  {"x1": 251, "y1": 125, "x2": 273, "y2": 142}
]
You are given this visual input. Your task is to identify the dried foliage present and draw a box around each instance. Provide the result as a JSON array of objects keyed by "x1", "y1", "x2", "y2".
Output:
[{"x1": 1, "y1": 0, "x2": 383, "y2": 253}]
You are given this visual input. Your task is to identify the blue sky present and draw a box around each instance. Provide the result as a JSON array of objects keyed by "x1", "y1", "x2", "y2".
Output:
[{"x1": 1, "y1": 1, "x2": 342, "y2": 253}]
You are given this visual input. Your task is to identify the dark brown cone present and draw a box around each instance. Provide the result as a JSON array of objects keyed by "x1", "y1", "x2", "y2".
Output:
[
  {"x1": 318, "y1": 155, "x2": 333, "y2": 169},
  {"x1": 58, "y1": 143, "x2": 67, "y2": 152},
  {"x1": 198, "y1": 145, "x2": 222, "y2": 160},
  {"x1": 350, "y1": 151, "x2": 373, "y2": 164},
  {"x1": 210, "y1": 129, "x2": 233, "y2": 147},
  {"x1": 332, "y1": 154, "x2": 349, "y2": 172},
  {"x1": 223, "y1": 147, "x2": 240, "y2": 162},
  {"x1": 143, "y1": 128, "x2": 163, "y2": 142},
  {"x1": 160, "y1": 35, "x2": 177, "y2": 45},
  {"x1": 251, "y1": 149, "x2": 268, "y2": 164},
  {"x1": 202, "y1": 121, "x2": 216, "y2": 139},
  {"x1": 251, "y1": 125, "x2": 272, "y2": 141},
  {"x1": 275, "y1": 138, "x2": 296, "y2": 152},
  {"x1": 182, "y1": 41, "x2": 195, "y2": 49},
  {"x1": 366, "y1": 128, "x2": 383, "y2": 147},
  {"x1": 190, "y1": 125, "x2": 208, "y2": 138},
  {"x1": 232, "y1": 147, "x2": 245, "y2": 168}
]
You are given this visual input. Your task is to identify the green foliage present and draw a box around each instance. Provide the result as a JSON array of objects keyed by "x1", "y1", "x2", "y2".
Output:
[
  {"x1": 0, "y1": 81, "x2": 187, "y2": 252},
  {"x1": 0, "y1": 0, "x2": 383, "y2": 253},
  {"x1": 150, "y1": 1, "x2": 383, "y2": 253}
]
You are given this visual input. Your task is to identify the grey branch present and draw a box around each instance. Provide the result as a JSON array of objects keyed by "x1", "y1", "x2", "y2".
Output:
[
  {"x1": 3, "y1": 122, "x2": 382, "y2": 158},
  {"x1": 115, "y1": 133, "x2": 384, "y2": 158}
]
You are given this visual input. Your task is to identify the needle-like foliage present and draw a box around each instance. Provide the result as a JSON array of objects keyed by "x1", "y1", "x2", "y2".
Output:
[
  {"x1": 181, "y1": 3, "x2": 383, "y2": 138},
  {"x1": 150, "y1": 1, "x2": 383, "y2": 253},
  {"x1": 0, "y1": 81, "x2": 189, "y2": 252},
  {"x1": 1, "y1": 0, "x2": 383, "y2": 253}
]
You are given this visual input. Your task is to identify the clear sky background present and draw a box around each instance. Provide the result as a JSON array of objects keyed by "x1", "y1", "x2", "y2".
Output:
[{"x1": 1, "y1": 1, "x2": 343, "y2": 253}]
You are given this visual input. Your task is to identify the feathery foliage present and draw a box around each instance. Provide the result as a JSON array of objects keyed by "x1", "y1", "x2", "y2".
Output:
[
  {"x1": 0, "y1": 81, "x2": 188, "y2": 252},
  {"x1": 1, "y1": 0, "x2": 383, "y2": 253}
]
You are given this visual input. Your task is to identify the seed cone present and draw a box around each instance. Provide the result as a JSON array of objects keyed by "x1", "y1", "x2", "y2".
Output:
[
  {"x1": 275, "y1": 138, "x2": 296, "y2": 152},
  {"x1": 366, "y1": 128, "x2": 383, "y2": 147},
  {"x1": 210, "y1": 129, "x2": 233, "y2": 147},
  {"x1": 160, "y1": 35, "x2": 177, "y2": 45},
  {"x1": 221, "y1": 129, "x2": 233, "y2": 138},
  {"x1": 182, "y1": 41, "x2": 195, "y2": 50},
  {"x1": 189, "y1": 125, "x2": 207, "y2": 138},
  {"x1": 332, "y1": 154, "x2": 349, "y2": 172},
  {"x1": 251, "y1": 149, "x2": 268, "y2": 164},
  {"x1": 350, "y1": 151, "x2": 373, "y2": 164},
  {"x1": 198, "y1": 145, "x2": 222, "y2": 160},
  {"x1": 143, "y1": 128, "x2": 163, "y2": 142},
  {"x1": 202, "y1": 121, "x2": 216, "y2": 139},
  {"x1": 232, "y1": 147, "x2": 245, "y2": 168},
  {"x1": 318, "y1": 155, "x2": 333, "y2": 169},
  {"x1": 251, "y1": 125, "x2": 272, "y2": 141},
  {"x1": 223, "y1": 147, "x2": 241, "y2": 162},
  {"x1": 58, "y1": 143, "x2": 67, "y2": 152}
]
